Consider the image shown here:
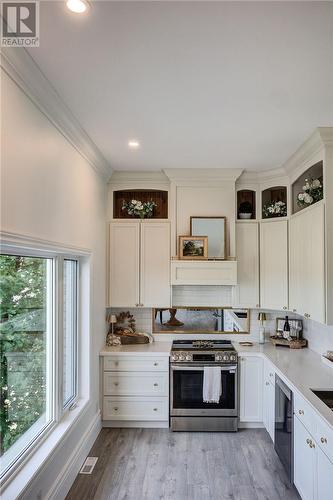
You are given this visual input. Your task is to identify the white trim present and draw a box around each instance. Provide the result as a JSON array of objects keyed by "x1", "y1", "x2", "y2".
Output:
[
  {"x1": 1, "y1": 48, "x2": 112, "y2": 181},
  {"x1": 47, "y1": 412, "x2": 101, "y2": 500}
]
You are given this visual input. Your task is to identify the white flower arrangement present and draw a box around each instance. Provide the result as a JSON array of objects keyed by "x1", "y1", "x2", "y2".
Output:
[
  {"x1": 263, "y1": 200, "x2": 287, "y2": 218},
  {"x1": 122, "y1": 199, "x2": 157, "y2": 219},
  {"x1": 297, "y1": 178, "x2": 323, "y2": 209}
]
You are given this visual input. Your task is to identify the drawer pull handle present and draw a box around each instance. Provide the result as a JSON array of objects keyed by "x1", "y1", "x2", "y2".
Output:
[
  {"x1": 154, "y1": 362, "x2": 158, "y2": 366},
  {"x1": 114, "y1": 407, "x2": 118, "y2": 411},
  {"x1": 114, "y1": 382, "x2": 119, "y2": 386},
  {"x1": 153, "y1": 408, "x2": 158, "y2": 412},
  {"x1": 321, "y1": 437, "x2": 327, "y2": 444},
  {"x1": 306, "y1": 438, "x2": 311, "y2": 444},
  {"x1": 269, "y1": 373, "x2": 273, "y2": 377},
  {"x1": 283, "y1": 306, "x2": 287, "y2": 310},
  {"x1": 114, "y1": 361, "x2": 119, "y2": 366},
  {"x1": 299, "y1": 410, "x2": 304, "y2": 415},
  {"x1": 154, "y1": 383, "x2": 158, "y2": 387},
  {"x1": 310, "y1": 441, "x2": 315, "y2": 449}
]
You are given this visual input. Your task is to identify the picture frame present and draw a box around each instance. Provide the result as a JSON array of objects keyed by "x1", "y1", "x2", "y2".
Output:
[
  {"x1": 178, "y1": 236, "x2": 208, "y2": 260},
  {"x1": 190, "y1": 216, "x2": 227, "y2": 259}
]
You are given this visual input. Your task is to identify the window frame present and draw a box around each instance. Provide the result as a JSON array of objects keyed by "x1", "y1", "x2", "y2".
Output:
[{"x1": 0, "y1": 242, "x2": 83, "y2": 485}]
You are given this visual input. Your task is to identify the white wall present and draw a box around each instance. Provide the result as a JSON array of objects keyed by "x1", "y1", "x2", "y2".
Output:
[
  {"x1": 302, "y1": 319, "x2": 333, "y2": 355},
  {"x1": 1, "y1": 68, "x2": 107, "y2": 499}
]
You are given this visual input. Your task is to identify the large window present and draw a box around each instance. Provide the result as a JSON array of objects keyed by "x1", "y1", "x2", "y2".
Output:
[{"x1": 0, "y1": 251, "x2": 79, "y2": 480}]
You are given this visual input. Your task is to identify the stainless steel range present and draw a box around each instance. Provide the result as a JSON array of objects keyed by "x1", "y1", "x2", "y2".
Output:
[{"x1": 170, "y1": 339, "x2": 238, "y2": 432}]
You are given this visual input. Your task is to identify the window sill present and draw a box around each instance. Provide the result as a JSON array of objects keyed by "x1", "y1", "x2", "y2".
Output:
[{"x1": 1, "y1": 398, "x2": 90, "y2": 500}]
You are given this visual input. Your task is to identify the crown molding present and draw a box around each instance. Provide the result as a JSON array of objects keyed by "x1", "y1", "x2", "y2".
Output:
[
  {"x1": 163, "y1": 168, "x2": 243, "y2": 184},
  {"x1": 1, "y1": 48, "x2": 112, "y2": 181},
  {"x1": 109, "y1": 170, "x2": 170, "y2": 185},
  {"x1": 282, "y1": 127, "x2": 333, "y2": 174}
]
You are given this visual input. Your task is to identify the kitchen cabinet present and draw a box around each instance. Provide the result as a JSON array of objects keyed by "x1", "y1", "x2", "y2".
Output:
[
  {"x1": 289, "y1": 202, "x2": 325, "y2": 323},
  {"x1": 260, "y1": 220, "x2": 288, "y2": 310},
  {"x1": 294, "y1": 415, "x2": 316, "y2": 500},
  {"x1": 234, "y1": 222, "x2": 259, "y2": 308},
  {"x1": 102, "y1": 354, "x2": 169, "y2": 426},
  {"x1": 262, "y1": 360, "x2": 275, "y2": 441},
  {"x1": 171, "y1": 260, "x2": 237, "y2": 286},
  {"x1": 108, "y1": 221, "x2": 170, "y2": 307},
  {"x1": 317, "y1": 445, "x2": 333, "y2": 500},
  {"x1": 239, "y1": 355, "x2": 263, "y2": 423}
]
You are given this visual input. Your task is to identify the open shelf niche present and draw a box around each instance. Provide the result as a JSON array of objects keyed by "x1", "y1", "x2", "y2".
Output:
[
  {"x1": 237, "y1": 190, "x2": 256, "y2": 220},
  {"x1": 113, "y1": 189, "x2": 168, "y2": 219},
  {"x1": 261, "y1": 186, "x2": 287, "y2": 219},
  {"x1": 292, "y1": 161, "x2": 323, "y2": 214}
]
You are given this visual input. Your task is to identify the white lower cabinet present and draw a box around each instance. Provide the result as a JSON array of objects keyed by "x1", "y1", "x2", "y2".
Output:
[
  {"x1": 102, "y1": 354, "x2": 169, "y2": 426},
  {"x1": 239, "y1": 355, "x2": 263, "y2": 423},
  {"x1": 294, "y1": 415, "x2": 316, "y2": 500},
  {"x1": 294, "y1": 396, "x2": 333, "y2": 500},
  {"x1": 263, "y1": 360, "x2": 275, "y2": 441}
]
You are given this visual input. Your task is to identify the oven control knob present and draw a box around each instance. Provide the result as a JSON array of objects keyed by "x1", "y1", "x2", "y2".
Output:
[
  {"x1": 171, "y1": 354, "x2": 179, "y2": 361},
  {"x1": 223, "y1": 354, "x2": 230, "y2": 361},
  {"x1": 230, "y1": 354, "x2": 237, "y2": 362},
  {"x1": 216, "y1": 354, "x2": 222, "y2": 361},
  {"x1": 185, "y1": 354, "x2": 192, "y2": 361},
  {"x1": 179, "y1": 354, "x2": 185, "y2": 361}
]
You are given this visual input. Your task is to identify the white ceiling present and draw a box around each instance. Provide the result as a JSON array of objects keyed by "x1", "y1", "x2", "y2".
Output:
[{"x1": 28, "y1": 1, "x2": 333, "y2": 171}]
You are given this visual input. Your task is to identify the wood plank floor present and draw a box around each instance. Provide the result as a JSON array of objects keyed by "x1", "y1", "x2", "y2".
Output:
[{"x1": 66, "y1": 428, "x2": 300, "y2": 500}]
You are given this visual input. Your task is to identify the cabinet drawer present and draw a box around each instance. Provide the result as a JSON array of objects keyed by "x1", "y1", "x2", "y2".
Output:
[
  {"x1": 103, "y1": 396, "x2": 168, "y2": 421},
  {"x1": 315, "y1": 416, "x2": 333, "y2": 463},
  {"x1": 294, "y1": 392, "x2": 316, "y2": 437},
  {"x1": 103, "y1": 356, "x2": 169, "y2": 372},
  {"x1": 104, "y1": 372, "x2": 168, "y2": 396}
]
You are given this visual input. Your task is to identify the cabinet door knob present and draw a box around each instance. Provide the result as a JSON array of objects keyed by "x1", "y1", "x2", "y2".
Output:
[
  {"x1": 114, "y1": 361, "x2": 119, "y2": 366},
  {"x1": 293, "y1": 309, "x2": 297, "y2": 313},
  {"x1": 269, "y1": 373, "x2": 273, "y2": 377},
  {"x1": 114, "y1": 382, "x2": 119, "y2": 386},
  {"x1": 321, "y1": 437, "x2": 327, "y2": 444},
  {"x1": 299, "y1": 409, "x2": 304, "y2": 415},
  {"x1": 256, "y1": 304, "x2": 260, "y2": 308},
  {"x1": 114, "y1": 407, "x2": 118, "y2": 411},
  {"x1": 283, "y1": 306, "x2": 287, "y2": 310},
  {"x1": 265, "y1": 382, "x2": 270, "y2": 386},
  {"x1": 154, "y1": 383, "x2": 158, "y2": 387},
  {"x1": 306, "y1": 438, "x2": 311, "y2": 445},
  {"x1": 154, "y1": 362, "x2": 158, "y2": 366},
  {"x1": 153, "y1": 408, "x2": 158, "y2": 412}
]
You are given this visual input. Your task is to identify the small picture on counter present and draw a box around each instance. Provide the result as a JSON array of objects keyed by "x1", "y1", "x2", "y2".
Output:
[{"x1": 178, "y1": 236, "x2": 208, "y2": 260}]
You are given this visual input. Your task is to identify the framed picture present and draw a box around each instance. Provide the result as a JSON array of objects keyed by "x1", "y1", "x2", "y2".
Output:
[
  {"x1": 190, "y1": 216, "x2": 227, "y2": 259},
  {"x1": 178, "y1": 236, "x2": 208, "y2": 260}
]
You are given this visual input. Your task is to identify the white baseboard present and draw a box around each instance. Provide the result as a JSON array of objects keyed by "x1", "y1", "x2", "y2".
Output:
[
  {"x1": 48, "y1": 411, "x2": 102, "y2": 500},
  {"x1": 102, "y1": 420, "x2": 169, "y2": 428}
]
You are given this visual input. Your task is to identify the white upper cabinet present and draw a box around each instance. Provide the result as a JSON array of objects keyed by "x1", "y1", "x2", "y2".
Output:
[
  {"x1": 109, "y1": 222, "x2": 140, "y2": 307},
  {"x1": 260, "y1": 220, "x2": 288, "y2": 311},
  {"x1": 108, "y1": 221, "x2": 171, "y2": 308},
  {"x1": 290, "y1": 203, "x2": 325, "y2": 323},
  {"x1": 234, "y1": 222, "x2": 259, "y2": 308},
  {"x1": 140, "y1": 222, "x2": 171, "y2": 307}
]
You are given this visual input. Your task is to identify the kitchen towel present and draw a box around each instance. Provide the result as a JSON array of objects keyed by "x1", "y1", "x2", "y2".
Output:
[{"x1": 203, "y1": 366, "x2": 222, "y2": 403}]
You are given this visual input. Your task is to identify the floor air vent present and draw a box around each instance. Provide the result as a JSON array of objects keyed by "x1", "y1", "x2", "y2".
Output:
[{"x1": 79, "y1": 456, "x2": 98, "y2": 474}]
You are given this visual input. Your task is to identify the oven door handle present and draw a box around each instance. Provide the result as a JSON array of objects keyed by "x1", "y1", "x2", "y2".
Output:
[{"x1": 171, "y1": 365, "x2": 237, "y2": 373}]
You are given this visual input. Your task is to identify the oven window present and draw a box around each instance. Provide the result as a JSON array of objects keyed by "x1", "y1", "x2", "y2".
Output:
[{"x1": 173, "y1": 370, "x2": 235, "y2": 409}]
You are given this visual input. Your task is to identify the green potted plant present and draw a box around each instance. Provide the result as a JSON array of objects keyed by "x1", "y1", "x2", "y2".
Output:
[{"x1": 239, "y1": 201, "x2": 253, "y2": 219}]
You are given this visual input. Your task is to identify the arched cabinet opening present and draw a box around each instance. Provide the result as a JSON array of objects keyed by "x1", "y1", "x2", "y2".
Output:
[
  {"x1": 261, "y1": 186, "x2": 287, "y2": 219},
  {"x1": 237, "y1": 190, "x2": 256, "y2": 220},
  {"x1": 292, "y1": 161, "x2": 323, "y2": 214},
  {"x1": 113, "y1": 189, "x2": 168, "y2": 219}
]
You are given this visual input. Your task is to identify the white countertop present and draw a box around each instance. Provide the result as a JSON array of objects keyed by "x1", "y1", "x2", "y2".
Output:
[
  {"x1": 100, "y1": 341, "x2": 172, "y2": 357},
  {"x1": 235, "y1": 342, "x2": 333, "y2": 430},
  {"x1": 100, "y1": 339, "x2": 333, "y2": 428}
]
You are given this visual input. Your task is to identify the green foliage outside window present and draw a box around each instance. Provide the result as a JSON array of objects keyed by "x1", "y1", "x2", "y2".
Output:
[{"x1": 0, "y1": 255, "x2": 47, "y2": 455}]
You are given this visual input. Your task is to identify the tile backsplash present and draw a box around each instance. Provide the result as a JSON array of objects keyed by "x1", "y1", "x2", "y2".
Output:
[{"x1": 302, "y1": 318, "x2": 333, "y2": 355}]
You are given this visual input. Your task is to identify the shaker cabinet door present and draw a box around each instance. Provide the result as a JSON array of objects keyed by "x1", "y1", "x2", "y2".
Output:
[
  {"x1": 260, "y1": 220, "x2": 288, "y2": 311},
  {"x1": 108, "y1": 222, "x2": 140, "y2": 307},
  {"x1": 234, "y1": 222, "x2": 259, "y2": 308}
]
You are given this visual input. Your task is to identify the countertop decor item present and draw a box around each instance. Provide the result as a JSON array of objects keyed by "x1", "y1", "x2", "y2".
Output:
[
  {"x1": 122, "y1": 199, "x2": 157, "y2": 219},
  {"x1": 258, "y1": 312, "x2": 267, "y2": 344},
  {"x1": 263, "y1": 200, "x2": 287, "y2": 218},
  {"x1": 276, "y1": 318, "x2": 303, "y2": 340},
  {"x1": 297, "y1": 178, "x2": 323, "y2": 209},
  {"x1": 106, "y1": 313, "x2": 121, "y2": 346},
  {"x1": 178, "y1": 235, "x2": 208, "y2": 260},
  {"x1": 270, "y1": 336, "x2": 307, "y2": 349},
  {"x1": 238, "y1": 201, "x2": 253, "y2": 219},
  {"x1": 190, "y1": 216, "x2": 227, "y2": 259}
]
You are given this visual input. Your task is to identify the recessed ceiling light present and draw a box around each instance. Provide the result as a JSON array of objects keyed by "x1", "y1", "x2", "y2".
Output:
[
  {"x1": 66, "y1": 0, "x2": 89, "y2": 14},
  {"x1": 128, "y1": 140, "x2": 140, "y2": 149}
]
